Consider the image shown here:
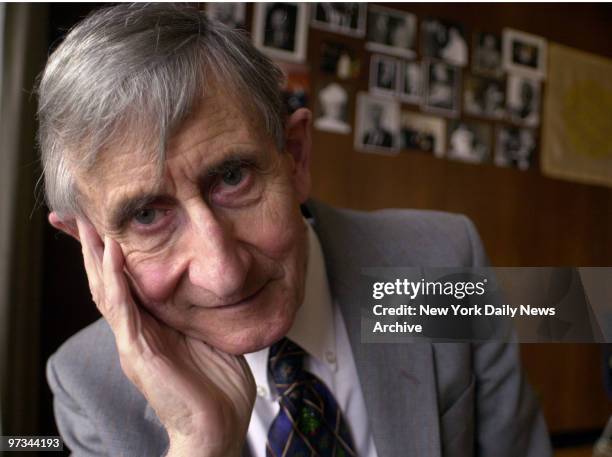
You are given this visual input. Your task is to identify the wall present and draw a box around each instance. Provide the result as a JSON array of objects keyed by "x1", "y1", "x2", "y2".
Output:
[{"x1": 306, "y1": 3, "x2": 612, "y2": 434}]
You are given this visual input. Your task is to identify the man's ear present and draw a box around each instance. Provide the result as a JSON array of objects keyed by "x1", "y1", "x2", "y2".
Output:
[
  {"x1": 284, "y1": 108, "x2": 312, "y2": 203},
  {"x1": 49, "y1": 212, "x2": 80, "y2": 241}
]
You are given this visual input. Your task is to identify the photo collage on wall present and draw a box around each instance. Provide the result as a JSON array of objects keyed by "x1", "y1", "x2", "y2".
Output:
[{"x1": 205, "y1": 3, "x2": 547, "y2": 171}]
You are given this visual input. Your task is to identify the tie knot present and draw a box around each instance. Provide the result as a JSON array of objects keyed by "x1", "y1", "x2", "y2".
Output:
[{"x1": 268, "y1": 338, "x2": 306, "y2": 394}]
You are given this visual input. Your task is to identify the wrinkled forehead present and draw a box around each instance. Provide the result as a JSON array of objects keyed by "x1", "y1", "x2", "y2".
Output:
[{"x1": 75, "y1": 93, "x2": 275, "y2": 226}]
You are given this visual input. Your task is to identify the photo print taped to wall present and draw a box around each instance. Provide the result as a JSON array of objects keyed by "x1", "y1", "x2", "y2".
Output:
[
  {"x1": 253, "y1": 2, "x2": 309, "y2": 63},
  {"x1": 422, "y1": 60, "x2": 461, "y2": 117},
  {"x1": 355, "y1": 92, "x2": 401, "y2": 154},
  {"x1": 421, "y1": 17, "x2": 468, "y2": 67},
  {"x1": 472, "y1": 31, "x2": 504, "y2": 77},
  {"x1": 366, "y1": 5, "x2": 417, "y2": 58},
  {"x1": 310, "y1": 3, "x2": 366, "y2": 37},
  {"x1": 447, "y1": 120, "x2": 492, "y2": 164},
  {"x1": 503, "y1": 28, "x2": 548, "y2": 79}
]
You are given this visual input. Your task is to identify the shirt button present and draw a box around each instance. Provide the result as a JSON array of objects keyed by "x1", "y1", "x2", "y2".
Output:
[
  {"x1": 257, "y1": 385, "x2": 268, "y2": 398},
  {"x1": 325, "y1": 350, "x2": 336, "y2": 364}
]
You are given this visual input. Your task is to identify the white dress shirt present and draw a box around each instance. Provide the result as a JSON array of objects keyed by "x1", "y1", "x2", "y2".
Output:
[{"x1": 244, "y1": 220, "x2": 379, "y2": 457}]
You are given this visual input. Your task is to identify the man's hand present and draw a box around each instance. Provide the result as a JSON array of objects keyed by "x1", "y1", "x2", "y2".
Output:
[{"x1": 76, "y1": 219, "x2": 256, "y2": 457}]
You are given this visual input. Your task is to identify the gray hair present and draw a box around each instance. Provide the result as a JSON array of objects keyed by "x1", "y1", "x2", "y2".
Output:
[{"x1": 37, "y1": 3, "x2": 286, "y2": 218}]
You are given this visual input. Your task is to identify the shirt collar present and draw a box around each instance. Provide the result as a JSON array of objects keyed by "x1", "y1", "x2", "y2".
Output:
[{"x1": 244, "y1": 218, "x2": 336, "y2": 393}]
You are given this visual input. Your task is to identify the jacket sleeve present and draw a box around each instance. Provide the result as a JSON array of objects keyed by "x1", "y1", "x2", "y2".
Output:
[
  {"x1": 462, "y1": 216, "x2": 553, "y2": 457},
  {"x1": 46, "y1": 353, "x2": 107, "y2": 457}
]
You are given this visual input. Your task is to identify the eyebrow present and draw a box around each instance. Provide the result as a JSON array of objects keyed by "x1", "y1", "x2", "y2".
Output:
[
  {"x1": 106, "y1": 151, "x2": 262, "y2": 231},
  {"x1": 108, "y1": 193, "x2": 165, "y2": 232}
]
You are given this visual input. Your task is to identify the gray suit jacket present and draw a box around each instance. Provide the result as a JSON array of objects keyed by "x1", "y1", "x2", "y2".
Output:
[{"x1": 47, "y1": 200, "x2": 553, "y2": 457}]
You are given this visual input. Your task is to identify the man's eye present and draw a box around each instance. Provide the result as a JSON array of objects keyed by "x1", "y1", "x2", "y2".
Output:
[
  {"x1": 221, "y1": 166, "x2": 243, "y2": 186},
  {"x1": 134, "y1": 208, "x2": 158, "y2": 225}
]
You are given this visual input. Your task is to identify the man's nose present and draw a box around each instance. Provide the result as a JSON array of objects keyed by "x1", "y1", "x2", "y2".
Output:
[{"x1": 186, "y1": 207, "x2": 250, "y2": 301}]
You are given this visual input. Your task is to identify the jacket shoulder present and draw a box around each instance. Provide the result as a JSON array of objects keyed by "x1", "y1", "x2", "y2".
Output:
[
  {"x1": 307, "y1": 199, "x2": 487, "y2": 267},
  {"x1": 47, "y1": 318, "x2": 168, "y2": 455}
]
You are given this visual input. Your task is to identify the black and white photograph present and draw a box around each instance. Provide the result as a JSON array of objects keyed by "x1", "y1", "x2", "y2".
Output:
[
  {"x1": 495, "y1": 126, "x2": 536, "y2": 170},
  {"x1": 464, "y1": 75, "x2": 506, "y2": 119},
  {"x1": 319, "y1": 41, "x2": 361, "y2": 80},
  {"x1": 422, "y1": 60, "x2": 461, "y2": 117},
  {"x1": 399, "y1": 61, "x2": 422, "y2": 104},
  {"x1": 314, "y1": 82, "x2": 352, "y2": 134},
  {"x1": 503, "y1": 28, "x2": 547, "y2": 79},
  {"x1": 366, "y1": 5, "x2": 417, "y2": 58},
  {"x1": 447, "y1": 120, "x2": 492, "y2": 164},
  {"x1": 355, "y1": 92, "x2": 400, "y2": 154},
  {"x1": 400, "y1": 111, "x2": 446, "y2": 156},
  {"x1": 253, "y1": 3, "x2": 309, "y2": 63},
  {"x1": 311, "y1": 3, "x2": 366, "y2": 37},
  {"x1": 507, "y1": 74, "x2": 540, "y2": 126},
  {"x1": 421, "y1": 18, "x2": 468, "y2": 67},
  {"x1": 369, "y1": 54, "x2": 399, "y2": 96},
  {"x1": 206, "y1": 3, "x2": 246, "y2": 29},
  {"x1": 472, "y1": 31, "x2": 503, "y2": 76}
]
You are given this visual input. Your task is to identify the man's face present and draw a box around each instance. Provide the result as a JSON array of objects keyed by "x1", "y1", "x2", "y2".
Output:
[{"x1": 75, "y1": 94, "x2": 311, "y2": 355}]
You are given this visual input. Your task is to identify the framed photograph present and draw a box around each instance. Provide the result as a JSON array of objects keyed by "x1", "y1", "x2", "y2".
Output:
[
  {"x1": 464, "y1": 75, "x2": 505, "y2": 119},
  {"x1": 400, "y1": 111, "x2": 446, "y2": 156},
  {"x1": 422, "y1": 60, "x2": 461, "y2": 117},
  {"x1": 311, "y1": 3, "x2": 366, "y2": 37},
  {"x1": 320, "y1": 41, "x2": 361, "y2": 80},
  {"x1": 503, "y1": 28, "x2": 547, "y2": 79},
  {"x1": 507, "y1": 74, "x2": 540, "y2": 126},
  {"x1": 495, "y1": 126, "x2": 536, "y2": 170},
  {"x1": 206, "y1": 3, "x2": 246, "y2": 29},
  {"x1": 369, "y1": 54, "x2": 399, "y2": 97},
  {"x1": 366, "y1": 5, "x2": 417, "y2": 59},
  {"x1": 253, "y1": 3, "x2": 309, "y2": 63},
  {"x1": 472, "y1": 31, "x2": 503, "y2": 77},
  {"x1": 314, "y1": 81, "x2": 352, "y2": 134},
  {"x1": 399, "y1": 61, "x2": 422, "y2": 104},
  {"x1": 354, "y1": 92, "x2": 400, "y2": 154},
  {"x1": 447, "y1": 120, "x2": 492, "y2": 164},
  {"x1": 421, "y1": 18, "x2": 468, "y2": 67}
]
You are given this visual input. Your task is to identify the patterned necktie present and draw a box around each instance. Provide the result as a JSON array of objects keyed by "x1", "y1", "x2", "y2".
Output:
[{"x1": 266, "y1": 338, "x2": 356, "y2": 457}]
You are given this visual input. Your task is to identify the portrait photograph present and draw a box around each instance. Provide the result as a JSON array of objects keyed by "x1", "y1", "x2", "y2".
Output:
[
  {"x1": 355, "y1": 92, "x2": 400, "y2": 154},
  {"x1": 400, "y1": 110, "x2": 446, "y2": 156},
  {"x1": 7, "y1": 5, "x2": 612, "y2": 457},
  {"x1": 503, "y1": 28, "x2": 547, "y2": 79},
  {"x1": 507, "y1": 74, "x2": 541, "y2": 126},
  {"x1": 463, "y1": 75, "x2": 506, "y2": 119},
  {"x1": 447, "y1": 120, "x2": 492, "y2": 164},
  {"x1": 366, "y1": 5, "x2": 417, "y2": 59},
  {"x1": 399, "y1": 61, "x2": 423, "y2": 104},
  {"x1": 472, "y1": 31, "x2": 503, "y2": 77},
  {"x1": 253, "y1": 2, "x2": 309, "y2": 63},
  {"x1": 369, "y1": 54, "x2": 399, "y2": 97},
  {"x1": 310, "y1": 3, "x2": 366, "y2": 37},
  {"x1": 319, "y1": 41, "x2": 361, "y2": 80},
  {"x1": 422, "y1": 60, "x2": 461, "y2": 117},
  {"x1": 421, "y1": 18, "x2": 468, "y2": 67},
  {"x1": 205, "y1": 3, "x2": 246, "y2": 29},
  {"x1": 314, "y1": 81, "x2": 352, "y2": 135},
  {"x1": 495, "y1": 126, "x2": 536, "y2": 170}
]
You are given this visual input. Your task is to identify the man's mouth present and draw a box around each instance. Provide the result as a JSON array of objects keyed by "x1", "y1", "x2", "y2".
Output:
[{"x1": 214, "y1": 280, "x2": 270, "y2": 309}]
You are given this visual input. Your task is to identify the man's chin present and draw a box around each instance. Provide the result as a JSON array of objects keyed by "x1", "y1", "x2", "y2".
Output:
[
  {"x1": 184, "y1": 315, "x2": 296, "y2": 355},
  {"x1": 222, "y1": 324, "x2": 293, "y2": 355}
]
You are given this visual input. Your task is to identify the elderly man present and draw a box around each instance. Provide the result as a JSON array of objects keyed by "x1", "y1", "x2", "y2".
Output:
[{"x1": 38, "y1": 4, "x2": 552, "y2": 457}]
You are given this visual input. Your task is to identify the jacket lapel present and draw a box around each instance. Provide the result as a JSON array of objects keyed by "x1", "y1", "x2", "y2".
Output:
[{"x1": 307, "y1": 199, "x2": 442, "y2": 457}]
